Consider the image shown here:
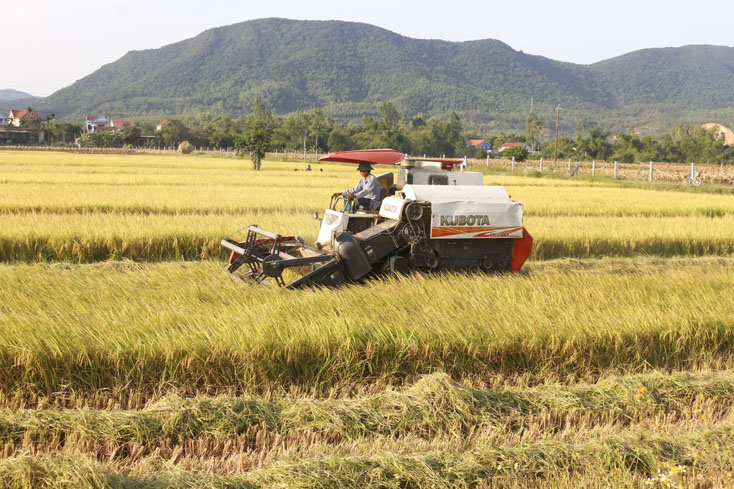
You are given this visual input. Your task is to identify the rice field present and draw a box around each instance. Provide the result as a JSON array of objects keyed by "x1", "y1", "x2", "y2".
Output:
[{"x1": 1, "y1": 150, "x2": 733, "y2": 488}]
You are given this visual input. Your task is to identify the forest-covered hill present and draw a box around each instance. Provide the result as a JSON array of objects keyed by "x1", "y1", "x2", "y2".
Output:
[
  {"x1": 0, "y1": 89, "x2": 37, "y2": 102},
  {"x1": 29, "y1": 18, "x2": 734, "y2": 134}
]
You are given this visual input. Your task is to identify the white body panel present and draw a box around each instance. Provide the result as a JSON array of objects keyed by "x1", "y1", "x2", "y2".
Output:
[
  {"x1": 379, "y1": 196, "x2": 406, "y2": 220},
  {"x1": 405, "y1": 171, "x2": 483, "y2": 186},
  {"x1": 429, "y1": 201, "x2": 523, "y2": 238},
  {"x1": 401, "y1": 184, "x2": 523, "y2": 239},
  {"x1": 316, "y1": 209, "x2": 349, "y2": 247},
  {"x1": 401, "y1": 185, "x2": 511, "y2": 203}
]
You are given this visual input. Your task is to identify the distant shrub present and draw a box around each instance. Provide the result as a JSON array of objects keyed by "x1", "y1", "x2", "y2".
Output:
[
  {"x1": 502, "y1": 145, "x2": 529, "y2": 162},
  {"x1": 178, "y1": 141, "x2": 194, "y2": 154}
]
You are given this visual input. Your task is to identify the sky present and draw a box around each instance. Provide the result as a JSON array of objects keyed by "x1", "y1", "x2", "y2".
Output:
[{"x1": 6, "y1": 0, "x2": 734, "y2": 97}]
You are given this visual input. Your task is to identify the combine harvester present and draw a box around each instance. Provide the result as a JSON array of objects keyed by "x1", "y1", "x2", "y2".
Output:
[{"x1": 221, "y1": 149, "x2": 532, "y2": 288}]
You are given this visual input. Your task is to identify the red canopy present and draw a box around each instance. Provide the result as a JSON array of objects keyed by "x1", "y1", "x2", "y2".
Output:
[
  {"x1": 319, "y1": 149, "x2": 463, "y2": 171},
  {"x1": 318, "y1": 149, "x2": 406, "y2": 165}
]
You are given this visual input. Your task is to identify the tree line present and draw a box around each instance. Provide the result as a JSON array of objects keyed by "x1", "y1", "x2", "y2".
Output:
[
  {"x1": 10, "y1": 103, "x2": 734, "y2": 167},
  {"x1": 485, "y1": 113, "x2": 734, "y2": 164}
]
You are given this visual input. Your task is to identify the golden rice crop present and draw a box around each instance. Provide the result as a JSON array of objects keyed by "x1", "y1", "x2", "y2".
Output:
[
  {"x1": 1, "y1": 151, "x2": 733, "y2": 264},
  {"x1": 1, "y1": 257, "x2": 732, "y2": 407},
  {"x1": 3, "y1": 179, "x2": 733, "y2": 217},
  {"x1": 2, "y1": 152, "x2": 733, "y2": 219},
  {"x1": 3, "y1": 150, "x2": 734, "y2": 488},
  {"x1": 1, "y1": 213, "x2": 733, "y2": 262}
]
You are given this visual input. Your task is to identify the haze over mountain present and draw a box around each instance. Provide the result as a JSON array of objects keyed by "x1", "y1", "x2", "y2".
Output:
[
  {"x1": 28, "y1": 18, "x2": 734, "y2": 133},
  {"x1": 0, "y1": 89, "x2": 37, "y2": 103}
]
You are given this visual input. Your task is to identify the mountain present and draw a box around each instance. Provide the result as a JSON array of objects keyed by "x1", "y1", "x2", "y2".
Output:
[
  {"x1": 590, "y1": 45, "x2": 734, "y2": 107},
  {"x1": 0, "y1": 89, "x2": 38, "y2": 113},
  {"x1": 31, "y1": 19, "x2": 734, "y2": 133},
  {"x1": 0, "y1": 89, "x2": 37, "y2": 102}
]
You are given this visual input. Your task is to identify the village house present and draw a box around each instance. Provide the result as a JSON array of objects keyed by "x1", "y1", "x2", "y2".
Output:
[
  {"x1": 466, "y1": 139, "x2": 492, "y2": 151},
  {"x1": 0, "y1": 114, "x2": 8, "y2": 125},
  {"x1": 85, "y1": 116, "x2": 110, "y2": 132},
  {"x1": 110, "y1": 119, "x2": 133, "y2": 130},
  {"x1": 156, "y1": 119, "x2": 170, "y2": 131},
  {"x1": 8, "y1": 109, "x2": 41, "y2": 127},
  {"x1": 85, "y1": 117, "x2": 134, "y2": 133}
]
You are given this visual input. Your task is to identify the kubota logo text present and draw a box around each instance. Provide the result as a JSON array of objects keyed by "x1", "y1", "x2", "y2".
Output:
[{"x1": 439, "y1": 215, "x2": 491, "y2": 226}]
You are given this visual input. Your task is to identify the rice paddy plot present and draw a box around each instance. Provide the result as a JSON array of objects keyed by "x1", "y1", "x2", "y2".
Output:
[{"x1": 2, "y1": 150, "x2": 734, "y2": 488}]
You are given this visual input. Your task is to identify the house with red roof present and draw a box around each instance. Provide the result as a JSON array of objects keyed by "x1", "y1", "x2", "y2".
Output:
[
  {"x1": 156, "y1": 119, "x2": 170, "y2": 131},
  {"x1": 85, "y1": 115, "x2": 110, "y2": 132},
  {"x1": 110, "y1": 119, "x2": 133, "y2": 130},
  {"x1": 466, "y1": 139, "x2": 492, "y2": 151},
  {"x1": 499, "y1": 142, "x2": 532, "y2": 152},
  {"x1": 8, "y1": 109, "x2": 41, "y2": 127}
]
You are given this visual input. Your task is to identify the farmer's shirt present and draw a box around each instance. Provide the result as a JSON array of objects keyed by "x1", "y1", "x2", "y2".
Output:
[{"x1": 342, "y1": 174, "x2": 382, "y2": 210}]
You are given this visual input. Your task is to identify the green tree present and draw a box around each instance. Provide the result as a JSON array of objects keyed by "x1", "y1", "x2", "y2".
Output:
[
  {"x1": 407, "y1": 125, "x2": 434, "y2": 156},
  {"x1": 350, "y1": 116, "x2": 382, "y2": 149},
  {"x1": 160, "y1": 119, "x2": 189, "y2": 146},
  {"x1": 611, "y1": 133, "x2": 642, "y2": 163},
  {"x1": 410, "y1": 113, "x2": 427, "y2": 128},
  {"x1": 638, "y1": 136, "x2": 664, "y2": 162},
  {"x1": 82, "y1": 131, "x2": 122, "y2": 148},
  {"x1": 671, "y1": 125, "x2": 724, "y2": 164},
  {"x1": 577, "y1": 126, "x2": 611, "y2": 160},
  {"x1": 575, "y1": 120, "x2": 587, "y2": 142},
  {"x1": 525, "y1": 112, "x2": 542, "y2": 152},
  {"x1": 379, "y1": 102, "x2": 400, "y2": 131},
  {"x1": 251, "y1": 97, "x2": 275, "y2": 129},
  {"x1": 272, "y1": 113, "x2": 304, "y2": 150},
  {"x1": 236, "y1": 120, "x2": 272, "y2": 170},
  {"x1": 502, "y1": 145, "x2": 529, "y2": 162},
  {"x1": 659, "y1": 133, "x2": 683, "y2": 162},
  {"x1": 307, "y1": 108, "x2": 329, "y2": 154},
  {"x1": 540, "y1": 137, "x2": 575, "y2": 159},
  {"x1": 191, "y1": 112, "x2": 235, "y2": 148},
  {"x1": 53, "y1": 122, "x2": 83, "y2": 144},
  {"x1": 120, "y1": 124, "x2": 141, "y2": 146},
  {"x1": 327, "y1": 125, "x2": 352, "y2": 151}
]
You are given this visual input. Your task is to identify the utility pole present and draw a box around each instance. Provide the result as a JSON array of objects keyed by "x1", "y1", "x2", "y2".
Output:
[
  {"x1": 528, "y1": 96, "x2": 535, "y2": 152},
  {"x1": 553, "y1": 104, "x2": 561, "y2": 166}
]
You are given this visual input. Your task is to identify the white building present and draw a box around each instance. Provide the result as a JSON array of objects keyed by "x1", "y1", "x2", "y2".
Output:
[{"x1": 85, "y1": 115, "x2": 110, "y2": 131}]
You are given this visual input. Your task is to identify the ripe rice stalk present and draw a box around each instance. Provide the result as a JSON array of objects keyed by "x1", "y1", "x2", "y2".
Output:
[{"x1": 0, "y1": 259, "x2": 732, "y2": 406}]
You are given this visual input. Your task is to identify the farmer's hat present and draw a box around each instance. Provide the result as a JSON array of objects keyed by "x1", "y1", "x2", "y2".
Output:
[{"x1": 357, "y1": 162, "x2": 373, "y2": 172}]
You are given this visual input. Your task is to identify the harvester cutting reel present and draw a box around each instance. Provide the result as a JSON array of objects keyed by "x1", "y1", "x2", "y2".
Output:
[{"x1": 221, "y1": 226, "x2": 345, "y2": 288}]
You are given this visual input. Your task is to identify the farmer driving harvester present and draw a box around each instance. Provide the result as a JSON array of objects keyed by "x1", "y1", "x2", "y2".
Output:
[{"x1": 332, "y1": 162, "x2": 382, "y2": 212}]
